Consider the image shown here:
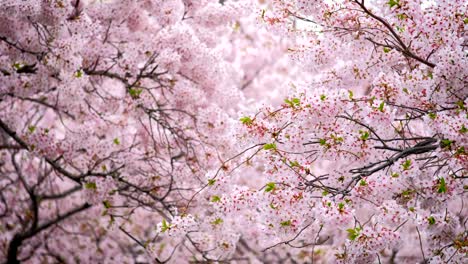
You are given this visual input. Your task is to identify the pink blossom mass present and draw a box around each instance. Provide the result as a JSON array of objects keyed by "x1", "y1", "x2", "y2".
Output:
[{"x1": 0, "y1": 0, "x2": 467, "y2": 263}]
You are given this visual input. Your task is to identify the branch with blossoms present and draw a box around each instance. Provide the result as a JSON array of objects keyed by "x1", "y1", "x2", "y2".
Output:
[
  {"x1": 218, "y1": 82, "x2": 466, "y2": 261},
  {"x1": 0, "y1": 151, "x2": 92, "y2": 264},
  {"x1": 0, "y1": 0, "x2": 466, "y2": 263},
  {"x1": 1, "y1": 0, "x2": 264, "y2": 262},
  {"x1": 287, "y1": 0, "x2": 439, "y2": 68}
]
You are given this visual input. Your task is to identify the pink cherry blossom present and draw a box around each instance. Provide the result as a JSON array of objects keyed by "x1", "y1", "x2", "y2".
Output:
[{"x1": 0, "y1": 0, "x2": 466, "y2": 263}]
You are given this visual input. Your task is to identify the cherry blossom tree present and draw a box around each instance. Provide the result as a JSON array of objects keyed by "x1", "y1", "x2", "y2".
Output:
[
  {"x1": 0, "y1": 0, "x2": 466, "y2": 263},
  {"x1": 207, "y1": 0, "x2": 467, "y2": 263}
]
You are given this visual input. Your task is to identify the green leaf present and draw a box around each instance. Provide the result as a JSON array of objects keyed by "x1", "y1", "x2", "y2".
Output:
[
  {"x1": 391, "y1": 172, "x2": 400, "y2": 178},
  {"x1": 103, "y1": 200, "x2": 111, "y2": 209},
  {"x1": 113, "y1": 138, "x2": 120, "y2": 145},
  {"x1": 428, "y1": 112, "x2": 437, "y2": 120},
  {"x1": 383, "y1": 47, "x2": 391, "y2": 53},
  {"x1": 289, "y1": 160, "x2": 300, "y2": 167},
  {"x1": 280, "y1": 220, "x2": 291, "y2": 227},
  {"x1": 348, "y1": 90, "x2": 354, "y2": 99},
  {"x1": 211, "y1": 195, "x2": 221, "y2": 202},
  {"x1": 396, "y1": 13, "x2": 407, "y2": 20},
  {"x1": 284, "y1": 97, "x2": 300, "y2": 107},
  {"x1": 338, "y1": 202, "x2": 345, "y2": 211},
  {"x1": 387, "y1": 0, "x2": 400, "y2": 8},
  {"x1": 161, "y1": 219, "x2": 170, "y2": 232},
  {"x1": 263, "y1": 143, "x2": 277, "y2": 150},
  {"x1": 359, "y1": 180, "x2": 367, "y2": 186},
  {"x1": 269, "y1": 203, "x2": 278, "y2": 210},
  {"x1": 85, "y1": 182, "x2": 97, "y2": 190},
  {"x1": 319, "y1": 138, "x2": 327, "y2": 146},
  {"x1": 129, "y1": 88, "x2": 143, "y2": 99},
  {"x1": 331, "y1": 134, "x2": 344, "y2": 143},
  {"x1": 437, "y1": 177, "x2": 447, "y2": 193},
  {"x1": 427, "y1": 216, "x2": 436, "y2": 225},
  {"x1": 265, "y1": 182, "x2": 276, "y2": 192},
  {"x1": 427, "y1": 71, "x2": 433, "y2": 79},
  {"x1": 402, "y1": 88, "x2": 409, "y2": 94},
  {"x1": 240, "y1": 116, "x2": 253, "y2": 125},
  {"x1": 359, "y1": 130, "x2": 370, "y2": 141},
  {"x1": 455, "y1": 100, "x2": 465, "y2": 110},
  {"x1": 74, "y1": 69, "x2": 83, "y2": 78},
  {"x1": 402, "y1": 189, "x2": 414, "y2": 198},
  {"x1": 402, "y1": 159, "x2": 411, "y2": 170},
  {"x1": 464, "y1": 17, "x2": 468, "y2": 24},
  {"x1": 108, "y1": 215, "x2": 115, "y2": 227},
  {"x1": 440, "y1": 139, "x2": 454, "y2": 149},
  {"x1": 28, "y1": 126, "x2": 36, "y2": 133},
  {"x1": 346, "y1": 227, "x2": 362, "y2": 241},
  {"x1": 322, "y1": 190, "x2": 329, "y2": 196},
  {"x1": 459, "y1": 125, "x2": 467, "y2": 134},
  {"x1": 455, "y1": 146, "x2": 465, "y2": 156},
  {"x1": 208, "y1": 179, "x2": 216, "y2": 186},
  {"x1": 211, "y1": 218, "x2": 223, "y2": 225},
  {"x1": 320, "y1": 94, "x2": 327, "y2": 101},
  {"x1": 378, "y1": 101, "x2": 385, "y2": 112},
  {"x1": 12, "y1": 62, "x2": 24, "y2": 70}
]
